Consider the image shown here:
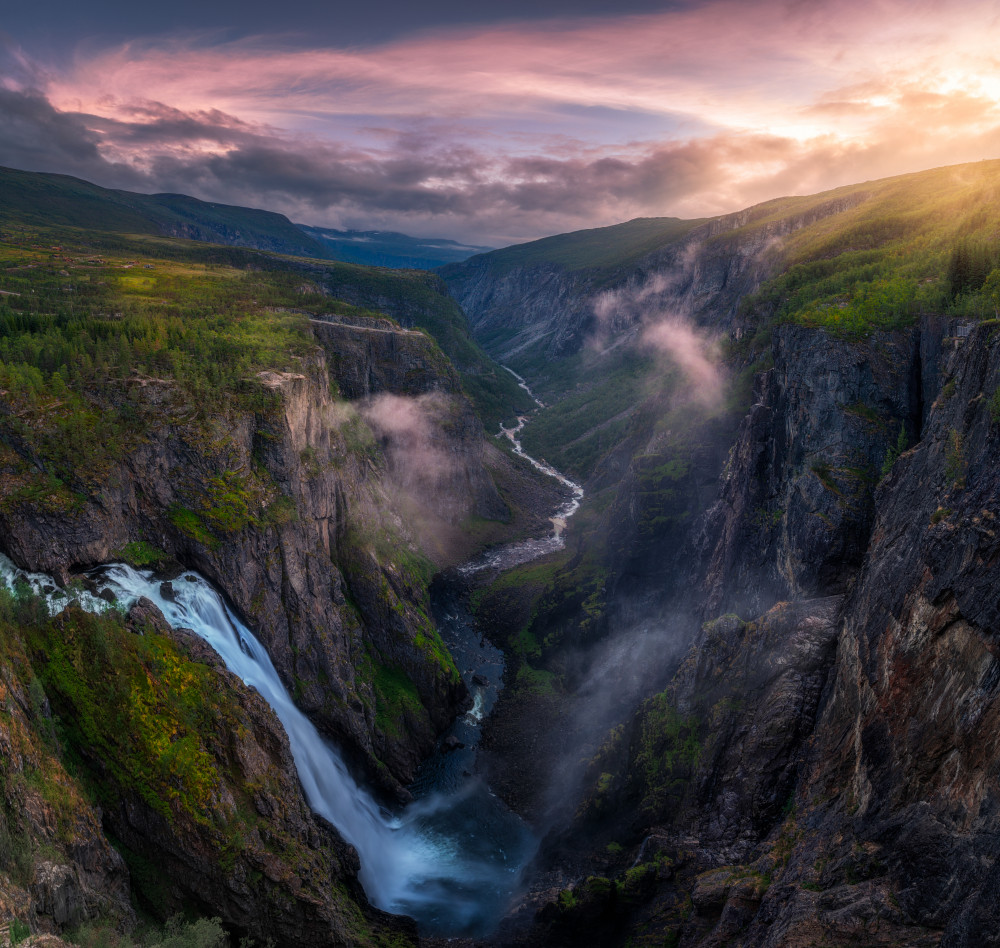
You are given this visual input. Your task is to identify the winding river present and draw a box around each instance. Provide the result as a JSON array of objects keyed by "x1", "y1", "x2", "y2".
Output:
[{"x1": 0, "y1": 372, "x2": 583, "y2": 936}]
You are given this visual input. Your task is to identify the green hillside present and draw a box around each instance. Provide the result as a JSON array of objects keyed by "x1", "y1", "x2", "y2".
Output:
[
  {"x1": 738, "y1": 160, "x2": 1000, "y2": 334},
  {"x1": 0, "y1": 166, "x2": 526, "y2": 429},
  {"x1": 441, "y1": 216, "x2": 704, "y2": 279},
  {"x1": 0, "y1": 165, "x2": 333, "y2": 258},
  {"x1": 0, "y1": 166, "x2": 161, "y2": 233}
]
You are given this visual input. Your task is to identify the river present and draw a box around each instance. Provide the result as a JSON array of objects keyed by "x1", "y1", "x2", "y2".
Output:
[{"x1": 0, "y1": 372, "x2": 582, "y2": 937}]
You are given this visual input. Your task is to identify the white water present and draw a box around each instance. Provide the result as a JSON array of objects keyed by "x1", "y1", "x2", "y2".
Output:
[
  {"x1": 462, "y1": 367, "x2": 584, "y2": 574},
  {"x1": 502, "y1": 365, "x2": 545, "y2": 409},
  {"x1": 0, "y1": 553, "x2": 532, "y2": 935},
  {"x1": 0, "y1": 370, "x2": 581, "y2": 933}
]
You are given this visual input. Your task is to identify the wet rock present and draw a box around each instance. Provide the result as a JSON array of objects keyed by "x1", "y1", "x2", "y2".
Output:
[
  {"x1": 126, "y1": 597, "x2": 172, "y2": 636},
  {"x1": 158, "y1": 581, "x2": 175, "y2": 602},
  {"x1": 443, "y1": 735, "x2": 466, "y2": 752},
  {"x1": 153, "y1": 560, "x2": 185, "y2": 581},
  {"x1": 472, "y1": 673, "x2": 490, "y2": 687},
  {"x1": 98, "y1": 588, "x2": 116, "y2": 604}
]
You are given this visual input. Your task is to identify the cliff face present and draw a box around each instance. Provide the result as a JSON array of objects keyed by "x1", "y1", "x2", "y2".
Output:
[
  {"x1": 778, "y1": 320, "x2": 1000, "y2": 947},
  {"x1": 533, "y1": 319, "x2": 1000, "y2": 946},
  {"x1": 0, "y1": 592, "x2": 412, "y2": 946},
  {"x1": 693, "y1": 321, "x2": 929, "y2": 618},
  {"x1": 0, "y1": 318, "x2": 524, "y2": 797}
]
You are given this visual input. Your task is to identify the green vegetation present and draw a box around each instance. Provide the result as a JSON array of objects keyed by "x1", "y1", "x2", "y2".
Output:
[
  {"x1": 0, "y1": 230, "x2": 324, "y2": 494},
  {"x1": 373, "y1": 664, "x2": 423, "y2": 738},
  {"x1": 9, "y1": 919, "x2": 30, "y2": 946},
  {"x1": 67, "y1": 916, "x2": 228, "y2": 948},
  {"x1": 168, "y1": 507, "x2": 219, "y2": 550},
  {"x1": 0, "y1": 165, "x2": 331, "y2": 259},
  {"x1": 880, "y1": 425, "x2": 909, "y2": 478},
  {"x1": 116, "y1": 540, "x2": 171, "y2": 570},
  {"x1": 0, "y1": 210, "x2": 524, "y2": 511},
  {"x1": 17, "y1": 602, "x2": 226, "y2": 824},
  {"x1": 738, "y1": 160, "x2": 1000, "y2": 338},
  {"x1": 517, "y1": 346, "x2": 658, "y2": 478},
  {"x1": 945, "y1": 428, "x2": 966, "y2": 488},
  {"x1": 635, "y1": 694, "x2": 702, "y2": 820},
  {"x1": 441, "y1": 216, "x2": 703, "y2": 279}
]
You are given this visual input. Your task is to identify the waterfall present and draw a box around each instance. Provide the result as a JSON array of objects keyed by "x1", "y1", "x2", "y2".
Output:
[{"x1": 0, "y1": 553, "x2": 534, "y2": 935}]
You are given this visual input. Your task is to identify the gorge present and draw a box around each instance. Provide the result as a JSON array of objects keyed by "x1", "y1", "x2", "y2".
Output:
[{"x1": 5, "y1": 159, "x2": 1000, "y2": 948}]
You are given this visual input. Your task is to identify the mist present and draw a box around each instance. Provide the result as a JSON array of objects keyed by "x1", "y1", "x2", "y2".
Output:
[
  {"x1": 358, "y1": 390, "x2": 484, "y2": 565},
  {"x1": 591, "y1": 256, "x2": 726, "y2": 410},
  {"x1": 360, "y1": 391, "x2": 460, "y2": 497},
  {"x1": 642, "y1": 318, "x2": 723, "y2": 407}
]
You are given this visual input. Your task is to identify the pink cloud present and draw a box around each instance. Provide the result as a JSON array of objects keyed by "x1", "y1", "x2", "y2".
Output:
[{"x1": 3, "y1": 0, "x2": 1000, "y2": 242}]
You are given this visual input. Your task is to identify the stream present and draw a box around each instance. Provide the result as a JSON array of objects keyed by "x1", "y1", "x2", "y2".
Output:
[
  {"x1": 0, "y1": 371, "x2": 583, "y2": 937},
  {"x1": 461, "y1": 367, "x2": 584, "y2": 575}
]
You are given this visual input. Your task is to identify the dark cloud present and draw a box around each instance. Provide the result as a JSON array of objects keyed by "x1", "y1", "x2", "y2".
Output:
[
  {"x1": 2, "y1": 76, "x2": 1000, "y2": 246},
  {"x1": 4, "y1": 0, "x2": 689, "y2": 55},
  {"x1": 0, "y1": 86, "x2": 112, "y2": 179}
]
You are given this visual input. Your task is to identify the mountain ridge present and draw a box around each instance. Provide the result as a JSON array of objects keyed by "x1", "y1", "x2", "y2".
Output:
[{"x1": 0, "y1": 164, "x2": 489, "y2": 270}]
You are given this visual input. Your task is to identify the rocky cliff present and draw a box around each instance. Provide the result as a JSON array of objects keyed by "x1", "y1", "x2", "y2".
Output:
[
  {"x1": 0, "y1": 588, "x2": 413, "y2": 945},
  {"x1": 510, "y1": 316, "x2": 1000, "y2": 946},
  {"x1": 0, "y1": 309, "x2": 554, "y2": 799},
  {"x1": 440, "y1": 193, "x2": 869, "y2": 371}
]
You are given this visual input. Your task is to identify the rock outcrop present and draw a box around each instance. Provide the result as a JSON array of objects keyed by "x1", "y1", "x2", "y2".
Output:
[
  {"x1": 0, "y1": 592, "x2": 413, "y2": 946},
  {"x1": 521, "y1": 320, "x2": 1000, "y2": 946},
  {"x1": 0, "y1": 315, "x2": 540, "y2": 799}
]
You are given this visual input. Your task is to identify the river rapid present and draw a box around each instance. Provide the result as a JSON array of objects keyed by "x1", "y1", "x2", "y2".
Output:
[{"x1": 0, "y1": 372, "x2": 581, "y2": 936}]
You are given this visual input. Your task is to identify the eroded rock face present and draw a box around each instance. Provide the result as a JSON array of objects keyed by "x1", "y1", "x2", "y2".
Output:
[
  {"x1": 0, "y1": 327, "x2": 512, "y2": 794},
  {"x1": 775, "y1": 321, "x2": 1000, "y2": 946},
  {"x1": 526, "y1": 322, "x2": 1000, "y2": 947},
  {"x1": 693, "y1": 323, "x2": 924, "y2": 618},
  {"x1": 0, "y1": 629, "x2": 133, "y2": 937}
]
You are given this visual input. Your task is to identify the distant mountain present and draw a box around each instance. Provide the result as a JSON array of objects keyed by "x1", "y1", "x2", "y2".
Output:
[
  {"x1": 0, "y1": 165, "x2": 335, "y2": 259},
  {"x1": 297, "y1": 224, "x2": 492, "y2": 269},
  {"x1": 0, "y1": 166, "x2": 488, "y2": 268},
  {"x1": 443, "y1": 215, "x2": 703, "y2": 278}
]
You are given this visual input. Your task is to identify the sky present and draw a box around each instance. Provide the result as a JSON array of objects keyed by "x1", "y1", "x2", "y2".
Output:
[{"x1": 3, "y1": 0, "x2": 1000, "y2": 245}]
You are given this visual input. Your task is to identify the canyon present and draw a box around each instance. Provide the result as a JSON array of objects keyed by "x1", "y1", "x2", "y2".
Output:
[{"x1": 4, "y1": 159, "x2": 1000, "y2": 947}]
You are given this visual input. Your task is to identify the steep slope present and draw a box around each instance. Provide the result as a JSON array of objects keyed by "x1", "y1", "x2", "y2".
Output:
[
  {"x1": 0, "y1": 586, "x2": 412, "y2": 945},
  {"x1": 542, "y1": 318, "x2": 1000, "y2": 948},
  {"x1": 452, "y1": 159, "x2": 1000, "y2": 946}
]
